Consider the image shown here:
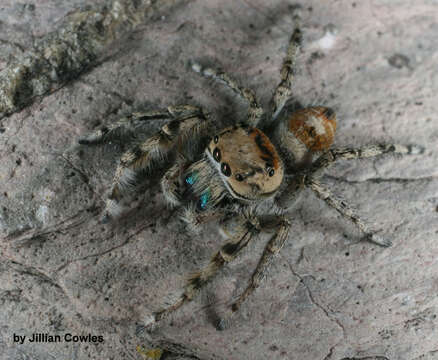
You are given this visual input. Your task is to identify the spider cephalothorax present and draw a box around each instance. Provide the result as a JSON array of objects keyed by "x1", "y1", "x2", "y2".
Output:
[
  {"x1": 79, "y1": 23, "x2": 423, "y2": 330},
  {"x1": 206, "y1": 125, "x2": 284, "y2": 201}
]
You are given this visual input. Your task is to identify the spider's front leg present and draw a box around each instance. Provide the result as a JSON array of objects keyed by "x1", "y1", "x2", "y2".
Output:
[
  {"x1": 78, "y1": 105, "x2": 205, "y2": 145},
  {"x1": 149, "y1": 214, "x2": 261, "y2": 327},
  {"x1": 79, "y1": 105, "x2": 209, "y2": 221},
  {"x1": 160, "y1": 158, "x2": 189, "y2": 208}
]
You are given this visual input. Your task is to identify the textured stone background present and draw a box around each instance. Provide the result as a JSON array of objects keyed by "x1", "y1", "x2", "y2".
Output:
[{"x1": 0, "y1": 0, "x2": 437, "y2": 359}]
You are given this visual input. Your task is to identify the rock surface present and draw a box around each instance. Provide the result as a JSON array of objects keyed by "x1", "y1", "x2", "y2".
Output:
[{"x1": 0, "y1": 0, "x2": 437, "y2": 359}]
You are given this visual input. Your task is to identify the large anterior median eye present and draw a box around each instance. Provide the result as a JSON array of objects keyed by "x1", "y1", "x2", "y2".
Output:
[
  {"x1": 221, "y1": 162, "x2": 231, "y2": 177},
  {"x1": 213, "y1": 148, "x2": 221, "y2": 162}
]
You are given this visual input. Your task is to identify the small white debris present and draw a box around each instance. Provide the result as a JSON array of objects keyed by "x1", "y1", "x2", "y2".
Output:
[
  {"x1": 191, "y1": 62, "x2": 202, "y2": 73},
  {"x1": 318, "y1": 32, "x2": 336, "y2": 50},
  {"x1": 317, "y1": 24, "x2": 338, "y2": 50},
  {"x1": 143, "y1": 314, "x2": 156, "y2": 327},
  {"x1": 36, "y1": 205, "x2": 49, "y2": 225},
  {"x1": 203, "y1": 67, "x2": 215, "y2": 77},
  {"x1": 38, "y1": 188, "x2": 55, "y2": 202},
  {"x1": 408, "y1": 144, "x2": 425, "y2": 155}
]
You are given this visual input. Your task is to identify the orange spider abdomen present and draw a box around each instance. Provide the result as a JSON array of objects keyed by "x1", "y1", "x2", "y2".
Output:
[{"x1": 288, "y1": 106, "x2": 337, "y2": 152}]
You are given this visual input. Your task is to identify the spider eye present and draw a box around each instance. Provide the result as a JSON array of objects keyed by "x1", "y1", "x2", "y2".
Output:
[
  {"x1": 213, "y1": 147, "x2": 221, "y2": 162},
  {"x1": 214, "y1": 135, "x2": 219, "y2": 144},
  {"x1": 221, "y1": 162, "x2": 231, "y2": 177},
  {"x1": 268, "y1": 168, "x2": 275, "y2": 177},
  {"x1": 235, "y1": 174, "x2": 244, "y2": 182}
]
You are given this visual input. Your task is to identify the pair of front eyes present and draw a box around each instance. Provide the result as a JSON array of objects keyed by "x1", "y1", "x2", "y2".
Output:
[
  {"x1": 212, "y1": 146, "x2": 233, "y2": 178},
  {"x1": 211, "y1": 137, "x2": 275, "y2": 181}
]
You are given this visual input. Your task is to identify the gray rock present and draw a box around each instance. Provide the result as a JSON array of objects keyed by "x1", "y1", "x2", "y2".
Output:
[{"x1": 0, "y1": 1, "x2": 437, "y2": 359}]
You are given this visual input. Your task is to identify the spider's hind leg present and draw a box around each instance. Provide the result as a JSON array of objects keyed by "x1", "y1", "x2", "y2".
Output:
[
  {"x1": 307, "y1": 178, "x2": 391, "y2": 247},
  {"x1": 270, "y1": 27, "x2": 302, "y2": 121},
  {"x1": 300, "y1": 143, "x2": 425, "y2": 246},
  {"x1": 191, "y1": 62, "x2": 264, "y2": 127},
  {"x1": 308, "y1": 143, "x2": 425, "y2": 178}
]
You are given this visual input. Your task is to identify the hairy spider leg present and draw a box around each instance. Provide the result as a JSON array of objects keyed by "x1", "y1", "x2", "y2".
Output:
[
  {"x1": 271, "y1": 27, "x2": 303, "y2": 121},
  {"x1": 276, "y1": 143, "x2": 424, "y2": 208},
  {"x1": 78, "y1": 105, "x2": 206, "y2": 144},
  {"x1": 79, "y1": 105, "x2": 209, "y2": 221},
  {"x1": 218, "y1": 216, "x2": 290, "y2": 330},
  {"x1": 151, "y1": 215, "x2": 261, "y2": 325},
  {"x1": 160, "y1": 162, "x2": 183, "y2": 207},
  {"x1": 296, "y1": 144, "x2": 423, "y2": 246},
  {"x1": 191, "y1": 62, "x2": 264, "y2": 127},
  {"x1": 308, "y1": 144, "x2": 425, "y2": 178},
  {"x1": 307, "y1": 178, "x2": 392, "y2": 247}
]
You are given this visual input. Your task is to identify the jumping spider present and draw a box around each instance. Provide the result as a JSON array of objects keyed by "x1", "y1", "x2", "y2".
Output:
[{"x1": 79, "y1": 25, "x2": 423, "y2": 329}]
